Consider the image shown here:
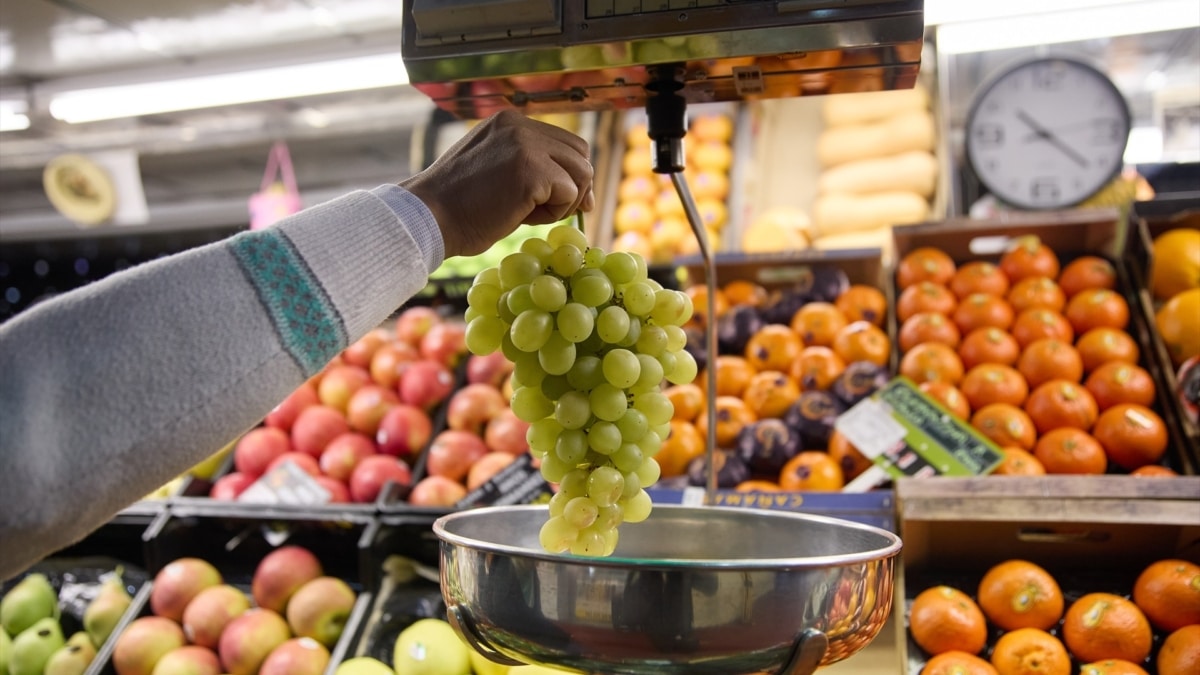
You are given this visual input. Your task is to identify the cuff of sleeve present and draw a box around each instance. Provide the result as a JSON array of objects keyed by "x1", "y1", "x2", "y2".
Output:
[{"x1": 370, "y1": 184, "x2": 445, "y2": 274}]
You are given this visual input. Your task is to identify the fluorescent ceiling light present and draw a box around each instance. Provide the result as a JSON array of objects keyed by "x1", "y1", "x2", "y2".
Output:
[
  {"x1": 0, "y1": 99, "x2": 30, "y2": 132},
  {"x1": 937, "y1": 0, "x2": 1200, "y2": 54},
  {"x1": 49, "y1": 52, "x2": 410, "y2": 124}
]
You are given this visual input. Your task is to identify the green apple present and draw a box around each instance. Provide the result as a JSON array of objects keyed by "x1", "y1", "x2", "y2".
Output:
[
  {"x1": 1, "y1": 574, "x2": 58, "y2": 636},
  {"x1": 333, "y1": 657, "x2": 392, "y2": 675},
  {"x1": 393, "y1": 618, "x2": 470, "y2": 675},
  {"x1": 9, "y1": 617, "x2": 64, "y2": 675}
]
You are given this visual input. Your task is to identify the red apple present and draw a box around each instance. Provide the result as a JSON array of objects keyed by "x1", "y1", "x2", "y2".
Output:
[
  {"x1": 426, "y1": 430, "x2": 488, "y2": 482},
  {"x1": 466, "y1": 351, "x2": 514, "y2": 388},
  {"x1": 150, "y1": 645, "x2": 221, "y2": 675},
  {"x1": 318, "y1": 432, "x2": 376, "y2": 482},
  {"x1": 181, "y1": 585, "x2": 251, "y2": 649},
  {"x1": 233, "y1": 427, "x2": 291, "y2": 478},
  {"x1": 485, "y1": 409, "x2": 531, "y2": 455},
  {"x1": 314, "y1": 476, "x2": 350, "y2": 503},
  {"x1": 285, "y1": 577, "x2": 356, "y2": 647},
  {"x1": 151, "y1": 558, "x2": 223, "y2": 622},
  {"x1": 266, "y1": 452, "x2": 322, "y2": 478},
  {"x1": 112, "y1": 616, "x2": 186, "y2": 675},
  {"x1": 409, "y1": 475, "x2": 468, "y2": 507},
  {"x1": 375, "y1": 405, "x2": 433, "y2": 460},
  {"x1": 259, "y1": 637, "x2": 330, "y2": 675},
  {"x1": 264, "y1": 383, "x2": 319, "y2": 432},
  {"x1": 420, "y1": 321, "x2": 468, "y2": 367},
  {"x1": 349, "y1": 455, "x2": 412, "y2": 503},
  {"x1": 369, "y1": 341, "x2": 419, "y2": 389},
  {"x1": 218, "y1": 609, "x2": 290, "y2": 675},
  {"x1": 209, "y1": 472, "x2": 255, "y2": 500},
  {"x1": 394, "y1": 306, "x2": 441, "y2": 347},
  {"x1": 467, "y1": 452, "x2": 517, "y2": 490},
  {"x1": 398, "y1": 361, "x2": 454, "y2": 411},
  {"x1": 345, "y1": 384, "x2": 400, "y2": 435},
  {"x1": 446, "y1": 384, "x2": 507, "y2": 434},
  {"x1": 290, "y1": 405, "x2": 350, "y2": 458},
  {"x1": 341, "y1": 328, "x2": 390, "y2": 369},
  {"x1": 252, "y1": 546, "x2": 324, "y2": 615},
  {"x1": 316, "y1": 365, "x2": 372, "y2": 413}
]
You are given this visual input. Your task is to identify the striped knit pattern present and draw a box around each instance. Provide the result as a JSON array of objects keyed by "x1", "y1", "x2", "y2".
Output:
[{"x1": 228, "y1": 229, "x2": 346, "y2": 375}]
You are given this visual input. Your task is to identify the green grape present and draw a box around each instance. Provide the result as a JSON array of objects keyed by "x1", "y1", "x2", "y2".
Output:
[
  {"x1": 650, "y1": 422, "x2": 671, "y2": 442},
  {"x1": 596, "y1": 306, "x2": 630, "y2": 343},
  {"x1": 556, "y1": 302, "x2": 594, "y2": 343},
  {"x1": 550, "y1": 245, "x2": 583, "y2": 277},
  {"x1": 474, "y1": 267, "x2": 500, "y2": 288},
  {"x1": 540, "y1": 374, "x2": 572, "y2": 401},
  {"x1": 539, "y1": 453, "x2": 571, "y2": 483},
  {"x1": 602, "y1": 251, "x2": 637, "y2": 285},
  {"x1": 612, "y1": 443, "x2": 643, "y2": 473},
  {"x1": 512, "y1": 350, "x2": 546, "y2": 388},
  {"x1": 657, "y1": 350, "x2": 677, "y2": 377},
  {"x1": 511, "y1": 385, "x2": 554, "y2": 422},
  {"x1": 463, "y1": 306, "x2": 482, "y2": 323},
  {"x1": 596, "y1": 503, "x2": 623, "y2": 530},
  {"x1": 620, "y1": 472, "x2": 642, "y2": 501},
  {"x1": 510, "y1": 310, "x2": 553, "y2": 352},
  {"x1": 584, "y1": 247, "x2": 606, "y2": 269},
  {"x1": 650, "y1": 289, "x2": 686, "y2": 326},
  {"x1": 633, "y1": 253, "x2": 648, "y2": 280},
  {"x1": 539, "y1": 515, "x2": 578, "y2": 553},
  {"x1": 566, "y1": 355, "x2": 605, "y2": 391},
  {"x1": 559, "y1": 469, "x2": 589, "y2": 497},
  {"x1": 569, "y1": 528, "x2": 607, "y2": 557},
  {"x1": 548, "y1": 490, "x2": 570, "y2": 516},
  {"x1": 465, "y1": 316, "x2": 505, "y2": 355},
  {"x1": 602, "y1": 349, "x2": 640, "y2": 388},
  {"x1": 617, "y1": 317, "x2": 642, "y2": 348},
  {"x1": 506, "y1": 284, "x2": 535, "y2": 315},
  {"x1": 635, "y1": 430, "x2": 662, "y2": 458},
  {"x1": 547, "y1": 223, "x2": 589, "y2": 251},
  {"x1": 499, "y1": 252, "x2": 542, "y2": 290},
  {"x1": 587, "y1": 421, "x2": 622, "y2": 455},
  {"x1": 616, "y1": 408, "x2": 649, "y2": 442},
  {"x1": 636, "y1": 457, "x2": 661, "y2": 488},
  {"x1": 563, "y1": 496, "x2": 599, "y2": 529},
  {"x1": 632, "y1": 353, "x2": 664, "y2": 392},
  {"x1": 636, "y1": 324, "x2": 668, "y2": 356},
  {"x1": 572, "y1": 273, "x2": 614, "y2": 307},
  {"x1": 644, "y1": 278, "x2": 662, "y2": 291},
  {"x1": 589, "y1": 383, "x2": 628, "y2": 422},
  {"x1": 587, "y1": 466, "x2": 625, "y2": 508},
  {"x1": 622, "y1": 281, "x2": 655, "y2": 316},
  {"x1": 527, "y1": 418, "x2": 564, "y2": 454},
  {"x1": 664, "y1": 324, "x2": 687, "y2": 352},
  {"x1": 666, "y1": 348, "x2": 698, "y2": 384},
  {"x1": 621, "y1": 490, "x2": 653, "y2": 523},
  {"x1": 677, "y1": 292, "x2": 694, "y2": 325},
  {"x1": 602, "y1": 528, "x2": 619, "y2": 556},
  {"x1": 579, "y1": 329, "x2": 605, "y2": 355},
  {"x1": 538, "y1": 332, "x2": 576, "y2": 376},
  {"x1": 555, "y1": 390, "x2": 591, "y2": 429},
  {"x1": 635, "y1": 391, "x2": 673, "y2": 426},
  {"x1": 466, "y1": 283, "x2": 501, "y2": 316},
  {"x1": 555, "y1": 428, "x2": 588, "y2": 464},
  {"x1": 520, "y1": 236, "x2": 555, "y2": 262},
  {"x1": 530, "y1": 274, "x2": 567, "y2": 312},
  {"x1": 500, "y1": 331, "x2": 521, "y2": 362},
  {"x1": 497, "y1": 292, "x2": 518, "y2": 324}
]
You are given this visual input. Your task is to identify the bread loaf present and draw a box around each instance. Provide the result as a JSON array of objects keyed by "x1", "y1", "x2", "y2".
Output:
[
  {"x1": 817, "y1": 151, "x2": 938, "y2": 198},
  {"x1": 822, "y1": 84, "x2": 930, "y2": 127},
  {"x1": 816, "y1": 110, "x2": 936, "y2": 168},
  {"x1": 812, "y1": 191, "x2": 930, "y2": 237}
]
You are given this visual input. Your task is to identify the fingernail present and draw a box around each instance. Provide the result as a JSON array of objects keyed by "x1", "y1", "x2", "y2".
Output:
[{"x1": 583, "y1": 190, "x2": 596, "y2": 211}]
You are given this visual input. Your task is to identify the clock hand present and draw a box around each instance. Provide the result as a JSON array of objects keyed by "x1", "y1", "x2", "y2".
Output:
[
  {"x1": 1016, "y1": 110, "x2": 1089, "y2": 169},
  {"x1": 1020, "y1": 118, "x2": 1109, "y2": 141}
]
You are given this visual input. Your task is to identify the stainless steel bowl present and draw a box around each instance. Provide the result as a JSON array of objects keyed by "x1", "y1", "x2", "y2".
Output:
[{"x1": 434, "y1": 504, "x2": 901, "y2": 675}]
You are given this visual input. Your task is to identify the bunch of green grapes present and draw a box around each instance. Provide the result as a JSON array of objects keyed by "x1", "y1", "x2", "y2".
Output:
[{"x1": 463, "y1": 224, "x2": 697, "y2": 556}]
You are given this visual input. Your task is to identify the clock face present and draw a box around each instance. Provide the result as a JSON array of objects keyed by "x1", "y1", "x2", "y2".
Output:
[{"x1": 965, "y1": 58, "x2": 1131, "y2": 210}]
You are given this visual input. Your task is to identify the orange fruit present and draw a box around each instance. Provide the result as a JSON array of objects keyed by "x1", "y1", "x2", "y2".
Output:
[
  {"x1": 836, "y1": 285, "x2": 888, "y2": 327},
  {"x1": 1091, "y1": 404, "x2": 1168, "y2": 471},
  {"x1": 656, "y1": 420, "x2": 707, "y2": 477},
  {"x1": 723, "y1": 280, "x2": 769, "y2": 308},
  {"x1": 745, "y1": 324, "x2": 803, "y2": 372},
  {"x1": 742, "y1": 370, "x2": 801, "y2": 419},
  {"x1": 1079, "y1": 660, "x2": 1149, "y2": 675},
  {"x1": 695, "y1": 396, "x2": 757, "y2": 447},
  {"x1": 951, "y1": 261, "x2": 1011, "y2": 300},
  {"x1": 832, "y1": 321, "x2": 891, "y2": 367},
  {"x1": 990, "y1": 628, "x2": 1071, "y2": 675},
  {"x1": 790, "y1": 346, "x2": 846, "y2": 391},
  {"x1": 923, "y1": 651, "x2": 999, "y2": 675},
  {"x1": 901, "y1": 342, "x2": 966, "y2": 386},
  {"x1": 1059, "y1": 256, "x2": 1117, "y2": 299},
  {"x1": 686, "y1": 284, "x2": 730, "y2": 323},
  {"x1": 999, "y1": 236, "x2": 1061, "y2": 284},
  {"x1": 899, "y1": 282, "x2": 959, "y2": 322},
  {"x1": 993, "y1": 447, "x2": 1046, "y2": 476},
  {"x1": 735, "y1": 479, "x2": 782, "y2": 492},
  {"x1": 972, "y1": 403, "x2": 1037, "y2": 450},
  {"x1": 978, "y1": 560, "x2": 1064, "y2": 631},
  {"x1": 954, "y1": 293, "x2": 1016, "y2": 334},
  {"x1": 1084, "y1": 362, "x2": 1156, "y2": 411},
  {"x1": 920, "y1": 381, "x2": 972, "y2": 419},
  {"x1": 827, "y1": 430, "x2": 873, "y2": 480},
  {"x1": 665, "y1": 383, "x2": 705, "y2": 422},
  {"x1": 614, "y1": 200, "x2": 655, "y2": 234},
  {"x1": 1011, "y1": 309, "x2": 1075, "y2": 349},
  {"x1": 1007, "y1": 277, "x2": 1066, "y2": 314},
  {"x1": 1065, "y1": 288, "x2": 1130, "y2": 334},
  {"x1": 712, "y1": 355, "x2": 757, "y2": 397},
  {"x1": 1158, "y1": 625, "x2": 1200, "y2": 675},
  {"x1": 1017, "y1": 339, "x2": 1083, "y2": 390},
  {"x1": 778, "y1": 451, "x2": 844, "y2": 491},
  {"x1": 1156, "y1": 288, "x2": 1200, "y2": 367},
  {"x1": 901, "y1": 312, "x2": 963, "y2": 352},
  {"x1": 909, "y1": 585, "x2": 988, "y2": 656},
  {"x1": 1062, "y1": 593, "x2": 1152, "y2": 665},
  {"x1": 790, "y1": 302, "x2": 848, "y2": 348},
  {"x1": 959, "y1": 328, "x2": 1022, "y2": 370},
  {"x1": 1132, "y1": 559, "x2": 1200, "y2": 632},
  {"x1": 1024, "y1": 379, "x2": 1099, "y2": 434},
  {"x1": 961, "y1": 364, "x2": 1029, "y2": 410},
  {"x1": 898, "y1": 247, "x2": 957, "y2": 289},
  {"x1": 1033, "y1": 428, "x2": 1107, "y2": 475},
  {"x1": 1149, "y1": 228, "x2": 1200, "y2": 302},
  {"x1": 1131, "y1": 465, "x2": 1177, "y2": 476},
  {"x1": 1075, "y1": 327, "x2": 1139, "y2": 373}
]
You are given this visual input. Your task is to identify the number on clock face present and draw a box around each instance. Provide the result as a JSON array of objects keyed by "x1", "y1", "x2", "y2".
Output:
[{"x1": 966, "y1": 58, "x2": 1131, "y2": 209}]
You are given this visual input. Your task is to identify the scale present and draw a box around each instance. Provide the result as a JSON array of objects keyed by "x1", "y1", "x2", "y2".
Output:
[{"x1": 399, "y1": 2, "x2": 921, "y2": 672}]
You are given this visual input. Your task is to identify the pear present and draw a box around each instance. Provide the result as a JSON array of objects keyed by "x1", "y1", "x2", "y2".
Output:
[
  {"x1": 1, "y1": 628, "x2": 11, "y2": 675},
  {"x1": 84, "y1": 574, "x2": 131, "y2": 648},
  {"x1": 8, "y1": 617, "x2": 64, "y2": 675},
  {"x1": 1, "y1": 574, "x2": 58, "y2": 637},
  {"x1": 42, "y1": 632, "x2": 95, "y2": 675}
]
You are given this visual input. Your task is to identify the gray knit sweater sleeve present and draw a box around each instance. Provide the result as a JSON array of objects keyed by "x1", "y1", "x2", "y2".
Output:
[{"x1": 0, "y1": 188, "x2": 439, "y2": 579}]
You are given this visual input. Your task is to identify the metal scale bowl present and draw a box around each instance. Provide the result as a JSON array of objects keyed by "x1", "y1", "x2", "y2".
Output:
[{"x1": 401, "y1": 2, "x2": 924, "y2": 672}]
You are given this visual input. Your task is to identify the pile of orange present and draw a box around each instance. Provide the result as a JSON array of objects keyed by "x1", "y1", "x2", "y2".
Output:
[
  {"x1": 912, "y1": 557, "x2": 1200, "y2": 675},
  {"x1": 894, "y1": 239, "x2": 1177, "y2": 476},
  {"x1": 659, "y1": 279, "x2": 891, "y2": 491},
  {"x1": 1150, "y1": 227, "x2": 1200, "y2": 368}
]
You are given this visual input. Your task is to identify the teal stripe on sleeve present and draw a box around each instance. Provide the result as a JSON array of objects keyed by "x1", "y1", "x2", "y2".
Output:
[{"x1": 227, "y1": 229, "x2": 347, "y2": 376}]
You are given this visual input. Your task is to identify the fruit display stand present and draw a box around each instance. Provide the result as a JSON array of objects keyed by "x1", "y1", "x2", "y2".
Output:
[{"x1": 894, "y1": 475, "x2": 1200, "y2": 674}]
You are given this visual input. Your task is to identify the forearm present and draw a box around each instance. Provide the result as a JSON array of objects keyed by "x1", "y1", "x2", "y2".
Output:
[{"x1": 0, "y1": 189, "x2": 435, "y2": 579}]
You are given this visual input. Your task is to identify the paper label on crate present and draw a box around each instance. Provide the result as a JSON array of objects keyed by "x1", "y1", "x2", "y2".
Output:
[
  {"x1": 238, "y1": 461, "x2": 331, "y2": 505},
  {"x1": 456, "y1": 453, "x2": 554, "y2": 508},
  {"x1": 835, "y1": 398, "x2": 909, "y2": 459}
]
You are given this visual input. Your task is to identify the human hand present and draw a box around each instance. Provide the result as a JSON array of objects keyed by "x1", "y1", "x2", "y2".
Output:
[{"x1": 401, "y1": 110, "x2": 596, "y2": 259}]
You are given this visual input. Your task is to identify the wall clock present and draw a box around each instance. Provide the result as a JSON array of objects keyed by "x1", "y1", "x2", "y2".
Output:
[{"x1": 965, "y1": 57, "x2": 1132, "y2": 210}]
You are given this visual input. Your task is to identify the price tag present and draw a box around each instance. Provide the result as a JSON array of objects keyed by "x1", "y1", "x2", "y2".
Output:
[
  {"x1": 835, "y1": 398, "x2": 908, "y2": 459},
  {"x1": 456, "y1": 454, "x2": 553, "y2": 508},
  {"x1": 238, "y1": 461, "x2": 331, "y2": 505}
]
